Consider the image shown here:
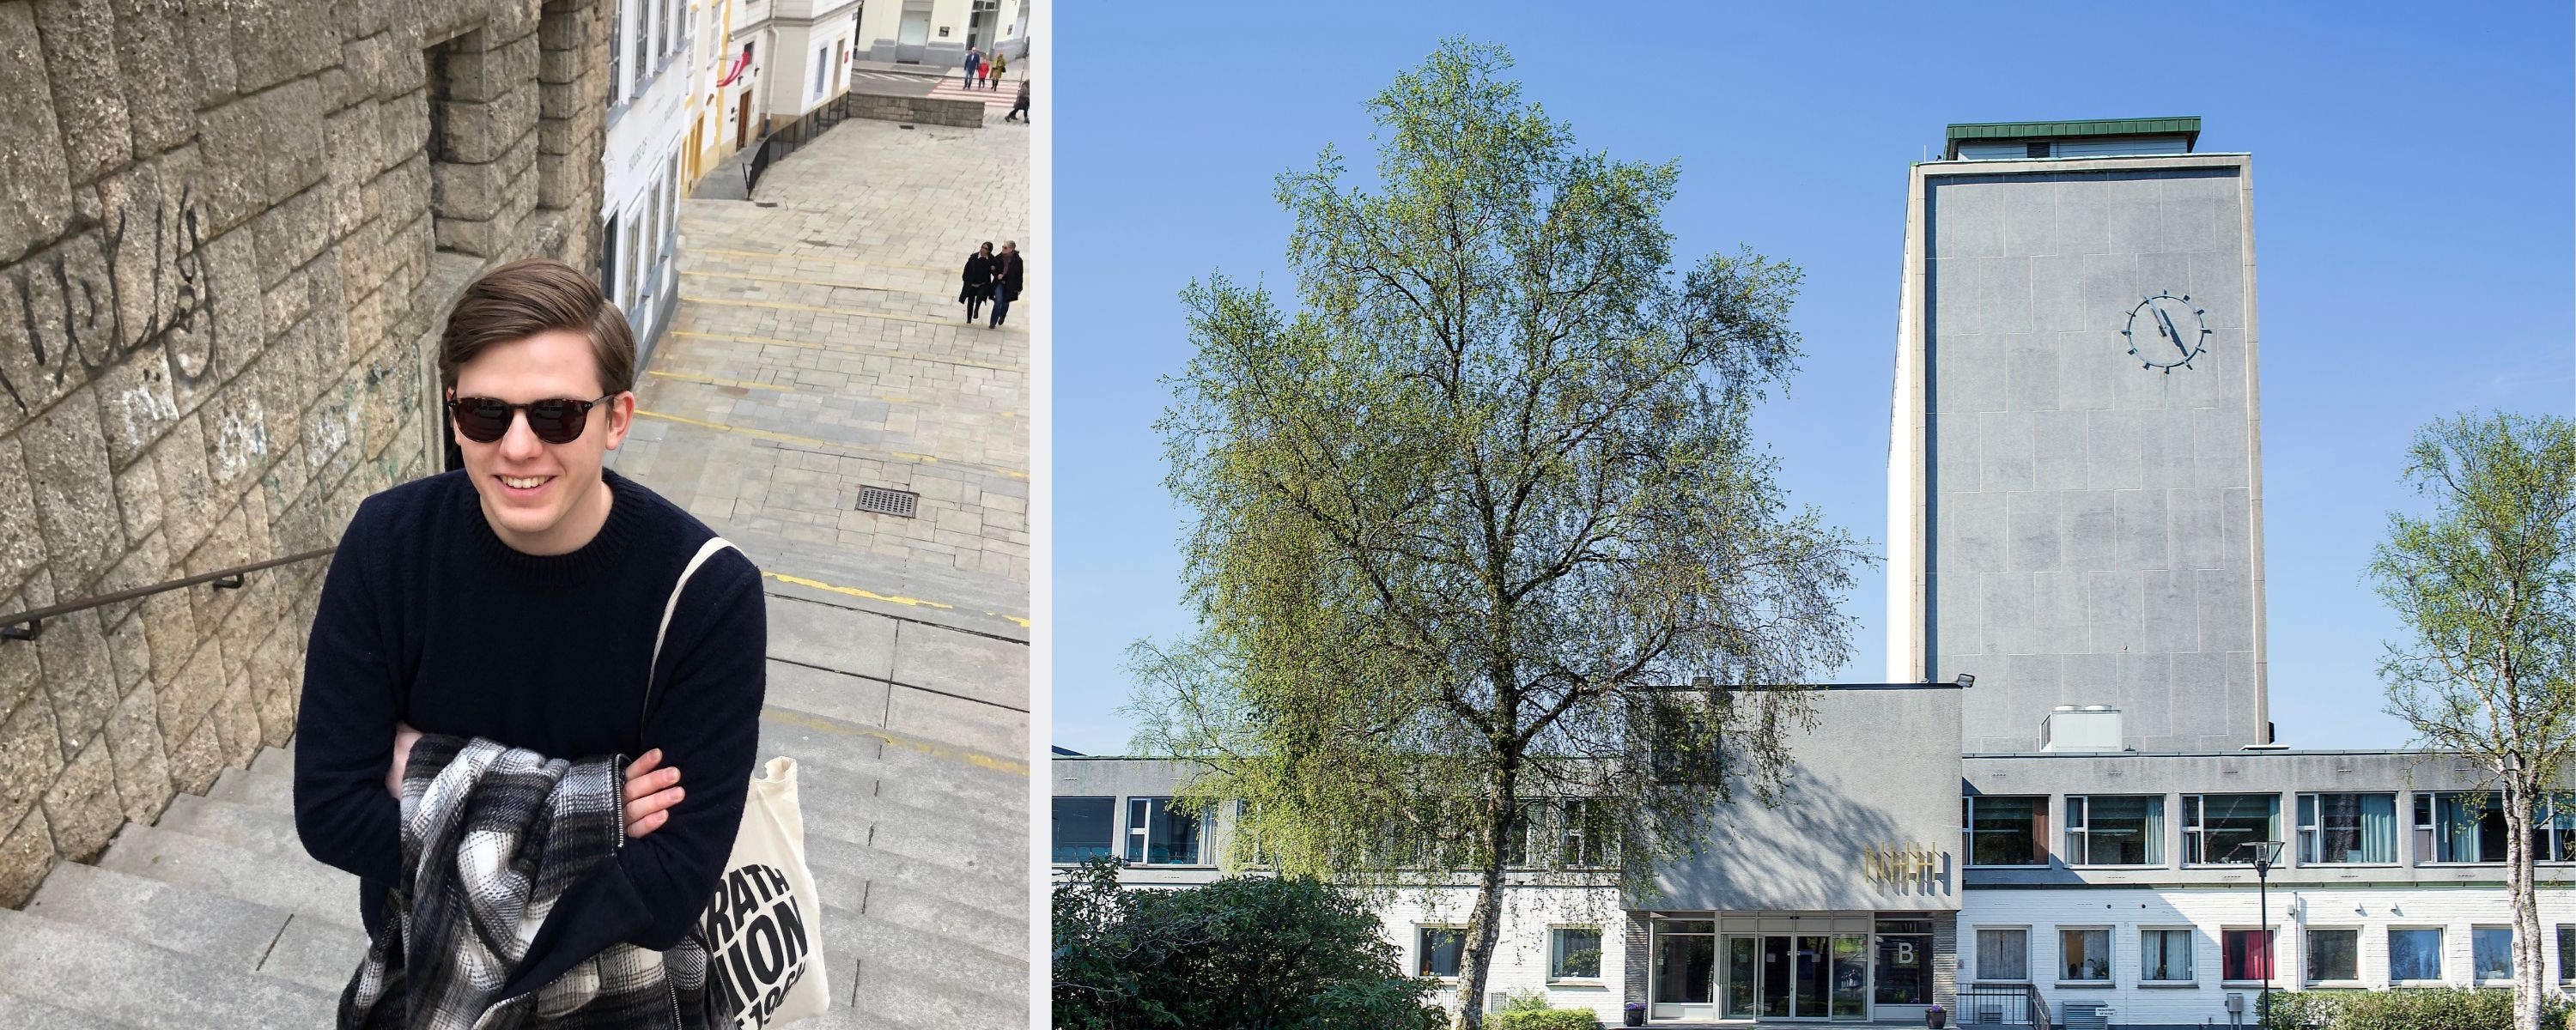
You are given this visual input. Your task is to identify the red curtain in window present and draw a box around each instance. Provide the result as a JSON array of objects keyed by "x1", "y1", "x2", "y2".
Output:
[{"x1": 2225, "y1": 930, "x2": 2272, "y2": 980}]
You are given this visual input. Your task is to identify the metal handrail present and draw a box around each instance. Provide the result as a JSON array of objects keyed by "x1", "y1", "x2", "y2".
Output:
[{"x1": 0, "y1": 547, "x2": 336, "y2": 642}]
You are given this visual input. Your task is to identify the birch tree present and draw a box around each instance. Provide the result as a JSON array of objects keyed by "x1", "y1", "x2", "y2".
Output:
[
  {"x1": 1131, "y1": 39, "x2": 1863, "y2": 1028},
  {"x1": 2372, "y1": 412, "x2": 2576, "y2": 1030}
]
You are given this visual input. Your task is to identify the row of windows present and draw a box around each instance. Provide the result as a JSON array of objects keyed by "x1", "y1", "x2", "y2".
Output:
[
  {"x1": 609, "y1": 0, "x2": 692, "y2": 106},
  {"x1": 1965, "y1": 791, "x2": 2574, "y2": 869},
  {"x1": 1050, "y1": 797, "x2": 1622, "y2": 869},
  {"x1": 1416, "y1": 925, "x2": 1603, "y2": 981},
  {"x1": 1972, "y1": 924, "x2": 2573, "y2": 986}
]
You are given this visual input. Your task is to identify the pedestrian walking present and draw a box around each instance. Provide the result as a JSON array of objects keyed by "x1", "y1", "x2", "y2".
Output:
[
  {"x1": 296, "y1": 259, "x2": 767, "y2": 1027},
  {"x1": 961, "y1": 46, "x2": 981, "y2": 88},
  {"x1": 987, "y1": 52, "x2": 1007, "y2": 90},
  {"x1": 961, "y1": 242, "x2": 995, "y2": 323},
  {"x1": 988, "y1": 241, "x2": 1024, "y2": 329},
  {"x1": 1005, "y1": 78, "x2": 1030, "y2": 123}
]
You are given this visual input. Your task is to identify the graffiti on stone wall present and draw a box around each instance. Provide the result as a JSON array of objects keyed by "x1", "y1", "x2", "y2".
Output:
[{"x1": 0, "y1": 181, "x2": 222, "y2": 418}]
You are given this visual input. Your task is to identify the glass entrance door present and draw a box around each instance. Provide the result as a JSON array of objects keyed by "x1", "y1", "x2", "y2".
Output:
[
  {"x1": 1727, "y1": 934, "x2": 1871, "y2": 1021},
  {"x1": 1649, "y1": 921, "x2": 1716, "y2": 1021}
]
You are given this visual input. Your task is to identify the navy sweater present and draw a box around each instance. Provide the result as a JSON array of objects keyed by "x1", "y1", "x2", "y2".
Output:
[{"x1": 294, "y1": 469, "x2": 768, "y2": 1000}]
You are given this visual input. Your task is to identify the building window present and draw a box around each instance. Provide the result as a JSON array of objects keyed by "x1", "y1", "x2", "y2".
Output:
[
  {"x1": 1549, "y1": 927, "x2": 1602, "y2": 980},
  {"x1": 2537, "y1": 795, "x2": 2576, "y2": 861},
  {"x1": 2389, "y1": 928, "x2": 2444, "y2": 982},
  {"x1": 2060, "y1": 928, "x2": 2111, "y2": 983},
  {"x1": 2140, "y1": 929, "x2": 2193, "y2": 983},
  {"x1": 2184, "y1": 794, "x2": 2279, "y2": 864},
  {"x1": 2306, "y1": 929, "x2": 2358, "y2": 984},
  {"x1": 1123, "y1": 797, "x2": 1206, "y2": 865},
  {"x1": 2221, "y1": 929, "x2": 2272, "y2": 983},
  {"x1": 2065, "y1": 795, "x2": 2164, "y2": 865},
  {"x1": 1876, "y1": 919, "x2": 1934, "y2": 1004},
  {"x1": 1419, "y1": 927, "x2": 1465, "y2": 978},
  {"x1": 2474, "y1": 927, "x2": 2512, "y2": 982},
  {"x1": 1975, "y1": 927, "x2": 2029, "y2": 982},
  {"x1": 1560, "y1": 799, "x2": 1616, "y2": 869},
  {"x1": 2297, "y1": 793, "x2": 2397, "y2": 863},
  {"x1": 1503, "y1": 801, "x2": 1545, "y2": 868},
  {"x1": 811, "y1": 45, "x2": 828, "y2": 102},
  {"x1": 2024, "y1": 142, "x2": 2051, "y2": 158},
  {"x1": 1964, "y1": 796, "x2": 2047, "y2": 866},
  {"x1": 1050, "y1": 797, "x2": 1114, "y2": 863},
  {"x1": 629, "y1": 0, "x2": 648, "y2": 98},
  {"x1": 607, "y1": 3, "x2": 624, "y2": 105},
  {"x1": 2418, "y1": 792, "x2": 2508, "y2": 863},
  {"x1": 2560, "y1": 926, "x2": 2575, "y2": 984}
]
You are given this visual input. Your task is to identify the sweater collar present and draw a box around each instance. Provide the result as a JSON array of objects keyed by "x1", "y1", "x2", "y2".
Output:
[{"x1": 463, "y1": 469, "x2": 650, "y2": 584}]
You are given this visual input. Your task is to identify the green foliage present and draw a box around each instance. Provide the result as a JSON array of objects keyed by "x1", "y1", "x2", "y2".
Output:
[
  {"x1": 1499, "y1": 989, "x2": 1554, "y2": 1012},
  {"x1": 1487, "y1": 1008, "x2": 1602, "y2": 1030},
  {"x1": 1051, "y1": 857, "x2": 1444, "y2": 1030},
  {"x1": 2259, "y1": 988, "x2": 2566, "y2": 1030}
]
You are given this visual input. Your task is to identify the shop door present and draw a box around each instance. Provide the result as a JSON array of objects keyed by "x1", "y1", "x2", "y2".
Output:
[{"x1": 895, "y1": 9, "x2": 930, "y2": 63}]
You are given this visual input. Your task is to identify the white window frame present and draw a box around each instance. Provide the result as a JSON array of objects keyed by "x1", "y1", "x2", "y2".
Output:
[
  {"x1": 2182, "y1": 793, "x2": 2280, "y2": 866},
  {"x1": 1972, "y1": 926, "x2": 2031, "y2": 985},
  {"x1": 1548, "y1": 925, "x2": 1604, "y2": 983},
  {"x1": 2057, "y1": 926, "x2": 2113, "y2": 985},
  {"x1": 1123, "y1": 797, "x2": 1208, "y2": 867},
  {"x1": 2064, "y1": 794, "x2": 2164, "y2": 867},
  {"x1": 2387, "y1": 926, "x2": 2445, "y2": 985},
  {"x1": 2472, "y1": 925, "x2": 2514, "y2": 985},
  {"x1": 2295, "y1": 791, "x2": 2400, "y2": 866},
  {"x1": 2219, "y1": 926, "x2": 2276, "y2": 986},
  {"x1": 2560, "y1": 924, "x2": 2576, "y2": 985},
  {"x1": 1417, "y1": 924, "x2": 1467, "y2": 980},
  {"x1": 2302, "y1": 926, "x2": 2362, "y2": 986},
  {"x1": 1559, "y1": 798, "x2": 1615, "y2": 869},
  {"x1": 2138, "y1": 927, "x2": 2195, "y2": 985}
]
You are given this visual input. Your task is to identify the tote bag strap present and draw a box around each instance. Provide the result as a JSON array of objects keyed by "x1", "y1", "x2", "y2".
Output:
[{"x1": 642, "y1": 536, "x2": 739, "y2": 734}]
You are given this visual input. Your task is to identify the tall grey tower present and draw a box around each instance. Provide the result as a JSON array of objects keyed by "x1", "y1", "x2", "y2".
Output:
[{"x1": 1886, "y1": 118, "x2": 2269, "y2": 754}]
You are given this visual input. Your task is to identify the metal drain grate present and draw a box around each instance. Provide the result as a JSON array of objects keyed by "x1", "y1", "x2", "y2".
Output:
[{"x1": 854, "y1": 486, "x2": 919, "y2": 518}]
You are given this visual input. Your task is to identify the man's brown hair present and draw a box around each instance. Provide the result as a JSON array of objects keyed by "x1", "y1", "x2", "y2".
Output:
[{"x1": 437, "y1": 258, "x2": 636, "y2": 395}]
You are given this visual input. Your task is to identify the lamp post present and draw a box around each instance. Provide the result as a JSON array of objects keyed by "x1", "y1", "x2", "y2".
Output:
[{"x1": 2232, "y1": 840, "x2": 2286, "y2": 1027}]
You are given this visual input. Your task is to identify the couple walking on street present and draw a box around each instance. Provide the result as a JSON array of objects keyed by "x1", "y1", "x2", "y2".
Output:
[
  {"x1": 960, "y1": 241, "x2": 1026, "y2": 329},
  {"x1": 961, "y1": 46, "x2": 1009, "y2": 91}
]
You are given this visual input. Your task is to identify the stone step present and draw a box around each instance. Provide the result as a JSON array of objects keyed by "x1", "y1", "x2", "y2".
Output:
[
  {"x1": 802, "y1": 826, "x2": 1022, "y2": 924},
  {"x1": 759, "y1": 720, "x2": 1027, "y2": 803},
  {"x1": 154, "y1": 793, "x2": 305, "y2": 857},
  {"x1": 94, "y1": 824, "x2": 364, "y2": 931},
  {"x1": 811, "y1": 860, "x2": 1022, "y2": 962},
  {"x1": 207, "y1": 762, "x2": 292, "y2": 809},
  {"x1": 819, "y1": 905, "x2": 1024, "y2": 1026},
  {"x1": 799, "y1": 792, "x2": 1017, "y2": 894},
  {"x1": 247, "y1": 743, "x2": 293, "y2": 778},
  {"x1": 780, "y1": 744, "x2": 1027, "y2": 838},
  {"x1": 19, "y1": 861, "x2": 364, "y2": 996},
  {"x1": 0, "y1": 991, "x2": 146, "y2": 1029},
  {"x1": 0, "y1": 907, "x2": 337, "y2": 1029}
]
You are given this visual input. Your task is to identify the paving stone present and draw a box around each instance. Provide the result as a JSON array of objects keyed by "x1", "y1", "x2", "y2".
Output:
[{"x1": 0, "y1": 906, "x2": 334, "y2": 1028}]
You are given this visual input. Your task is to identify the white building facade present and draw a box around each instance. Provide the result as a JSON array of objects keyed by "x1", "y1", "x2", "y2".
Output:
[
  {"x1": 603, "y1": 0, "x2": 698, "y2": 368},
  {"x1": 858, "y1": 0, "x2": 1032, "y2": 68},
  {"x1": 1052, "y1": 118, "x2": 2576, "y2": 1029}
]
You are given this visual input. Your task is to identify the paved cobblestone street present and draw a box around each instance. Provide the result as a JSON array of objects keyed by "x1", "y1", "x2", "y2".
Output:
[{"x1": 612, "y1": 116, "x2": 1031, "y2": 1028}]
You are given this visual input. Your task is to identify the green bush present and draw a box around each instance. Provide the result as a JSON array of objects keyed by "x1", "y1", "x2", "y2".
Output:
[
  {"x1": 1487, "y1": 1009, "x2": 1601, "y2": 1030},
  {"x1": 2258, "y1": 988, "x2": 2566, "y2": 1030}
]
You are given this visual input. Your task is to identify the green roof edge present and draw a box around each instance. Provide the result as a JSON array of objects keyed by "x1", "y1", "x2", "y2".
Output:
[{"x1": 1945, "y1": 118, "x2": 2202, "y2": 142}]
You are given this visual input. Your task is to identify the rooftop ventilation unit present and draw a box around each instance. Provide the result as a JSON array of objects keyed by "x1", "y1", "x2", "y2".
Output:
[{"x1": 2041, "y1": 706, "x2": 2124, "y2": 752}]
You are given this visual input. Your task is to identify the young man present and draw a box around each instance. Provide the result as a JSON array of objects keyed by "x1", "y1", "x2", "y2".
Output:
[
  {"x1": 989, "y1": 240, "x2": 1024, "y2": 329},
  {"x1": 295, "y1": 259, "x2": 768, "y2": 1010}
]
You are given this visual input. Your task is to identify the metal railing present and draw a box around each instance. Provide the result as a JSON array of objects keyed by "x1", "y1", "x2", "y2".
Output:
[
  {"x1": 0, "y1": 547, "x2": 336, "y2": 641},
  {"x1": 1957, "y1": 983, "x2": 2050, "y2": 1027}
]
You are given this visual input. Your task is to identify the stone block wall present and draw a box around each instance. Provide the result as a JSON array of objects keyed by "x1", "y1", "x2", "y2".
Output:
[
  {"x1": 844, "y1": 90, "x2": 986, "y2": 129},
  {"x1": 0, "y1": 0, "x2": 612, "y2": 907}
]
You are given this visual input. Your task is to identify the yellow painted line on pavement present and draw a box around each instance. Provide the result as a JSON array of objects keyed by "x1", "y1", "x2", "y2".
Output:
[
  {"x1": 667, "y1": 330, "x2": 1024, "y2": 375},
  {"x1": 683, "y1": 269, "x2": 940, "y2": 299},
  {"x1": 765, "y1": 570, "x2": 1032, "y2": 631},
  {"x1": 759, "y1": 706, "x2": 1029, "y2": 776},
  {"x1": 700, "y1": 247, "x2": 951, "y2": 276},
  {"x1": 646, "y1": 369, "x2": 793, "y2": 392},
  {"x1": 686, "y1": 295, "x2": 1030, "y2": 336},
  {"x1": 764, "y1": 570, "x2": 954, "y2": 609},
  {"x1": 633, "y1": 409, "x2": 1027, "y2": 479}
]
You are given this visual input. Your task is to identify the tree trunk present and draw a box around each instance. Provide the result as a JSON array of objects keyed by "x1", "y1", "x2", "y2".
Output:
[
  {"x1": 1454, "y1": 777, "x2": 1518, "y2": 1030},
  {"x1": 2506, "y1": 784, "x2": 2545, "y2": 1030}
]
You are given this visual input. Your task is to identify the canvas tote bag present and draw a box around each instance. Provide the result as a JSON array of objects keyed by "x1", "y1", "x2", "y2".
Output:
[{"x1": 649, "y1": 537, "x2": 833, "y2": 1028}]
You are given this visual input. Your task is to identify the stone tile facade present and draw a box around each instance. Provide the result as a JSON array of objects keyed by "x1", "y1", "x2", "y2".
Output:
[{"x1": 0, "y1": 0, "x2": 615, "y2": 907}]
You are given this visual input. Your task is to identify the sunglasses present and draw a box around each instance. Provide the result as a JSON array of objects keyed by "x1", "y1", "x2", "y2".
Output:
[{"x1": 446, "y1": 393, "x2": 616, "y2": 445}]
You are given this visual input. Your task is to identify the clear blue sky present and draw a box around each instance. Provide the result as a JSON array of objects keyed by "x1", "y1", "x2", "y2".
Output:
[{"x1": 1049, "y1": 3, "x2": 2573, "y2": 755}]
